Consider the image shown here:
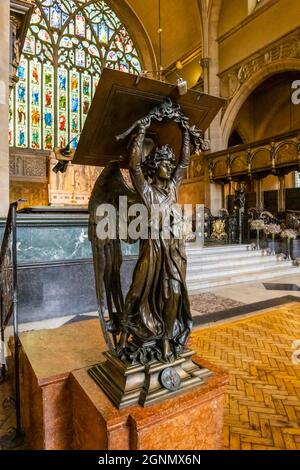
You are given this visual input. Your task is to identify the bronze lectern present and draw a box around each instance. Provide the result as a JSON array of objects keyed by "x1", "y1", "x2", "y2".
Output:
[{"x1": 56, "y1": 68, "x2": 224, "y2": 408}]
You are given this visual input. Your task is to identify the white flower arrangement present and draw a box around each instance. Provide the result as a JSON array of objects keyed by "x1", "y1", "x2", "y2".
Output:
[
  {"x1": 250, "y1": 219, "x2": 265, "y2": 231},
  {"x1": 280, "y1": 229, "x2": 298, "y2": 240},
  {"x1": 263, "y1": 224, "x2": 281, "y2": 236}
]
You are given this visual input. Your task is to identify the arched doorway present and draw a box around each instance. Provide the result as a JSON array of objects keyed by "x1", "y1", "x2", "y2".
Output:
[
  {"x1": 230, "y1": 71, "x2": 300, "y2": 144},
  {"x1": 228, "y1": 130, "x2": 244, "y2": 147},
  {"x1": 221, "y1": 60, "x2": 300, "y2": 144},
  {"x1": 220, "y1": 70, "x2": 300, "y2": 231}
]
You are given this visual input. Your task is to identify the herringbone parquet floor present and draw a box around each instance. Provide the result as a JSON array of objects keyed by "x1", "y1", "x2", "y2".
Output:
[{"x1": 191, "y1": 303, "x2": 300, "y2": 450}]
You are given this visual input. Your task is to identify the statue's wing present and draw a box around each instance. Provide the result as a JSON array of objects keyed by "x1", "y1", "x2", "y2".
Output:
[{"x1": 88, "y1": 161, "x2": 140, "y2": 349}]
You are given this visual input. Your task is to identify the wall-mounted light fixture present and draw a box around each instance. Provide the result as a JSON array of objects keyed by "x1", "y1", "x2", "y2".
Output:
[{"x1": 53, "y1": 135, "x2": 79, "y2": 173}]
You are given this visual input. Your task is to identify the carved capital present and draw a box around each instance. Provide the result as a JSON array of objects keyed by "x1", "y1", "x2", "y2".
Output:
[
  {"x1": 220, "y1": 27, "x2": 300, "y2": 102},
  {"x1": 200, "y1": 57, "x2": 210, "y2": 69}
]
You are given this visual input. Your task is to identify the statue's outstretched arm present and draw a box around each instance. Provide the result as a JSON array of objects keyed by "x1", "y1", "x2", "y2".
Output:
[
  {"x1": 173, "y1": 129, "x2": 191, "y2": 185},
  {"x1": 129, "y1": 123, "x2": 148, "y2": 197}
]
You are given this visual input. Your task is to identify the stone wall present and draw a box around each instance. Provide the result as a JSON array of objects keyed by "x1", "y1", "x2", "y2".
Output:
[{"x1": 0, "y1": 1, "x2": 10, "y2": 217}]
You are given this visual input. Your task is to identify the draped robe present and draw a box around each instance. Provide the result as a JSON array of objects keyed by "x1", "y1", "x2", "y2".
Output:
[{"x1": 122, "y1": 127, "x2": 192, "y2": 347}]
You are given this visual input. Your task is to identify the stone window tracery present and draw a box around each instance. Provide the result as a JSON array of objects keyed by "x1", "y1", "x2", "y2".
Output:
[{"x1": 9, "y1": 0, "x2": 142, "y2": 150}]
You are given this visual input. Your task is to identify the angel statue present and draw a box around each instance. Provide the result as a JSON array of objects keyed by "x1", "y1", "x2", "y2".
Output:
[
  {"x1": 88, "y1": 99, "x2": 209, "y2": 406},
  {"x1": 118, "y1": 118, "x2": 193, "y2": 363}
]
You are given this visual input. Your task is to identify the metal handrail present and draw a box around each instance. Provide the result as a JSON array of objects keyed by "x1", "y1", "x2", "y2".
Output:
[
  {"x1": 0, "y1": 201, "x2": 22, "y2": 444},
  {"x1": 208, "y1": 128, "x2": 300, "y2": 182}
]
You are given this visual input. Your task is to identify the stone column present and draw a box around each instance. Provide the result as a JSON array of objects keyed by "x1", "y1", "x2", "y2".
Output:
[
  {"x1": 278, "y1": 174, "x2": 286, "y2": 212},
  {"x1": 255, "y1": 179, "x2": 264, "y2": 210},
  {"x1": 0, "y1": 0, "x2": 10, "y2": 217},
  {"x1": 224, "y1": 182, "x2": 232, "y2": 211},
  {"x1": 201, "y1": 1, "x2": 226, "y2": 214},
  {"x1": 221, "y1": 183, "x2": 225, "y2": 208}
]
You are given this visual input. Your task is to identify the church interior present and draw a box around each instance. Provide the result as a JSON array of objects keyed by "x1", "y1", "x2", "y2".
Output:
[{"x1": 1, "y1": 0, "x2": 300, "y2": 452}]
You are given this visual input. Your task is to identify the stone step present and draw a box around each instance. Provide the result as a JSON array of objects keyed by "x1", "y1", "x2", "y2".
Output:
[
  {"x1": 184, "y1": 243, "x2": 298, "y2": 290},
  {"x1": 187, "y1": 260, "x2": 295, "y2": 281},
  {"x1": 187, "y1": 251, "x2": 274, "y2": 265},
  {"x1": 186, "y1": 244, "x2": 249, "y2": 255},
  {"x1": 187, "y1": 256, "x2": 284, "y2": 273},
  {"x1": 187, "y1": 266, "x2": 299, "y2": 292}
]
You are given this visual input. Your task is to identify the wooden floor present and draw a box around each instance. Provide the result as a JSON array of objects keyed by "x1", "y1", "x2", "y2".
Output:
[
  {"x1": 0, "y1": 379, "x2": 22, "y2": 450},
  {"x1": 1, "y1": 303, "x2": 300, "y2": 450},
  {"x1": 192, "y1": 303, "x2": 300, "y2": 450}
]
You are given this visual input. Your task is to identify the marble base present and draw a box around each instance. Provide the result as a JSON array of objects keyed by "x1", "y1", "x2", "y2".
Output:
[
  {"x1": 19, "y1": 319, "x2": 105, "y2": 450},
  {"x1": 89, "y1": 349, "x2": 212, "y2": 409},
  {"x1": 18, "y1": 319, "x2": 228, "y2": 450},
  {"x1": 17, "y1": 256, "x2": 137, "y2": 323},
  {"x1": 72, "y1": 357, "x2": 227, "y2": 450}
]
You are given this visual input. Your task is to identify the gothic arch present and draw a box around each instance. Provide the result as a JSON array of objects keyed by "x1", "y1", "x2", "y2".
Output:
[
  {"x1": 110, "y1": 0, "x2": 156, "y2": 72},
  {"x1": 221, "y1": 59, "x2": 300, "y2": 145},
  {"x1": 10, "y1": 0, "x2": 156, "y2": 150},
  {"x1": 208, "y1": 0, "x2": 223, "y2": 24}
]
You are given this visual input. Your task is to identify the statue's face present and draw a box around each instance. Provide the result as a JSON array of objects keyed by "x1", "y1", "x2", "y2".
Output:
[{"x1": 157, "y1": 160, "x2": 172, "y2": 180}]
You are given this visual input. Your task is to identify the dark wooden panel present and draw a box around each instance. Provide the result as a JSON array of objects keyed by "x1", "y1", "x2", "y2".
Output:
[
  {"x1": 227, "y1": 192, "x2": 256, "y2": 215},
  {"x1": 286, "y1": 188, "x2": 300, "y2": 211},
  {"x1": 17, "y1": 257, "x2": 137, "y2": 323},
  {"x1": 73, "y1": 68, "x2": 225, "y2": 167},
  {"x1": 227, "y1": 195, "x2": 234, "y2": 214},
  {"x1": 245, "y1": 193, "x2": 256, "y2": 212},
  {"x1": 264, "y1": 190, "x2": 278, "y2": 213}
]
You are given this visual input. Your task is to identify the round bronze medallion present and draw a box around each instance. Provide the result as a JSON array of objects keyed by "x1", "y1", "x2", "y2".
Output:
[{"x1": 160, "y1": 367, "x2": 181, "y2": 391}]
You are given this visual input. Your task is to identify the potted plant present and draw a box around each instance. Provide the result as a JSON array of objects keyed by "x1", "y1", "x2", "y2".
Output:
[
  {"x1": 263, "y1": 224, "x2": 281, "y2": 254},
  {"x1": 280, "y1": 229, "x2": 298, "y2": 260},
  {"x1": 250, "y1": 219, "x2": 265, "y2": 250}
]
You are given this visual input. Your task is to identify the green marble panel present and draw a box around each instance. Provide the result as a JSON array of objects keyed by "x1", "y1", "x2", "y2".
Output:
[{"x1": 0, "y1": 213, "x2": 139, "y2": 264}]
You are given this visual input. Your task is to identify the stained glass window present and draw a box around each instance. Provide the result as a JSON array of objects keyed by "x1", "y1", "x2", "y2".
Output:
[{"x1": 10, "y1": 0, "x2": 142, "y2": 150}]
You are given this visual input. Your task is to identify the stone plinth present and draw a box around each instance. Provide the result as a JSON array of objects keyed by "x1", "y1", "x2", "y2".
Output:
[
  {"x1": 72, "y1": 357, "x2": 227, "y2": 450},
  {"x1": 19, "y1": 319, "x2": 105, "y2": 450},
  {"x1": 18, "y1": 319, "x2": 228, "y2": 450}
]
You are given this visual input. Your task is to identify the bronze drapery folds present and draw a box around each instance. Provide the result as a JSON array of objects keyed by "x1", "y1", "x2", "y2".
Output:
[
  {"x1": 52, "y1": 69, "x2": 224, "y2": 408},
  {"x1": 89, "y1": 100, "x2": 201, "y2": 362},
  {"x1": 88, "y1": 100, "x2": 213, "y2": 407}
]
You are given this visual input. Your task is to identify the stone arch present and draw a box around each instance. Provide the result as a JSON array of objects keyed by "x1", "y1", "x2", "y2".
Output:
[
  {"x1": 110, "y1": 0, "x2": 157, "y2": 72},
  {"x1": 208, "y1": 0, "x2": 224, "y2": 25},
  {"x1": 228, "y1": 128, "x2": 246, "y2": 146},
  {"x1": 199, "y1": 0, "x2": 223, "y2": 66},
  {"x1": 221, "y1": 59, "x2": 300, "y2": 145}
]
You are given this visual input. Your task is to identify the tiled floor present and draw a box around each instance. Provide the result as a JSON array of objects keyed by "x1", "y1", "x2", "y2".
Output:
[
  {"x1": 0, "y1": 380, "x2": 12, "y2": 434},
  {"x1": 189, "y1": 293, "x2": 244, "y2": 316},
  {"x1": 192, "y1": 303, "x2": 300, "y2": 450},
  {"x1": 4, "y1": 311, "x2": 99, "y2": 337},
  {"x1": 9, "y1": 274, "x2": 300, "y2": 334},
  {"x1": 0, "y1": 271, "x2": 295, "y2": 339},
  {"x1": 0, "y1": 378, "x2": 25, "y2": 450},
  {"x1": 2, "y1": 273, "x2": 300, "y2": 449},
  {"x1": 263, "y1": 283, "x2": 300, "y2": 292},
  {"x1": 207, "y1": 274, "x2": 300, "y2": 304},
  {"x1": 2, "y1": 298, "x2": 300, "y2": 450}
]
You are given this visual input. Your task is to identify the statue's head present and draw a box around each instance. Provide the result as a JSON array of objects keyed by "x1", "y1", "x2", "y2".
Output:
[{"x1": 142, "y1": 145, "x2": 176, "y2": 181}]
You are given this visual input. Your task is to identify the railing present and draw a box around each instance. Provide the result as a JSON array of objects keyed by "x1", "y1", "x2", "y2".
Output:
[
  {"x1": 245, "y1": 207, "x2": 300, "y2": 259},
  {"x1": 208, "y1": 129, "x2": 300, "y2": 182},
  {"x1": 0, "y1": 201, "x2": 23, "y2": 447},
  {"x1": 204, "y1": 208, "x2": 240, "y2": 245}
]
